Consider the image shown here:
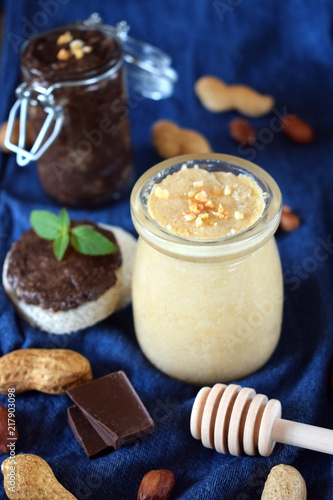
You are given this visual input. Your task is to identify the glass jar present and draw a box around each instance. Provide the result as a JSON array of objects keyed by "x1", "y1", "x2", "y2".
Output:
[
  {"x1": 130, "y1": 153, "x2": 283, "y2": 386},
  {"x1": 5, "y1": 15, "x2": 177, "y2": 206}
]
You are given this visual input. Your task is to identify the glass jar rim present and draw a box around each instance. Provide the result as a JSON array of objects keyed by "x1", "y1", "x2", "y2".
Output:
[{"x1": 130, "y1": 153, "x2": 282, "y2": 260}]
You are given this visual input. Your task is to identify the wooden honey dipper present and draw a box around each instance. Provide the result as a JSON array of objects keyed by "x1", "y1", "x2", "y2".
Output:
[{"x1": 190, "y1": 383, "x2": 333, "y2": 456}]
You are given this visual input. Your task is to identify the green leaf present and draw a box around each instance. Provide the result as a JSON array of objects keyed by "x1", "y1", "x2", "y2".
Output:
[
  {"x1": 30, "y1": 210, "x2": 61, "y2": 240},
  {"x1": 70, "y1": 225, "x2": 117, "y2": 256},
  {"x1": 58, "y1": 208, "x2": 70, "y2": 231},
  {"x1": 53, "y1": 231, "x2": 70, "y2": 261}
]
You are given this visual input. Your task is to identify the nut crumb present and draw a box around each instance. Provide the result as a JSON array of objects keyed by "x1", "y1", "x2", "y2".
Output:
[
  {"x1": 235, "y1": 211, "x2": 244, "y2": 220},
  {"x1": 194, "y1": 191, "x2": 208, "y2": 202},
  {"x1": 72, "y1": 48, "x2": 85, "y2": 60},
  {"x1": 70, "y1": 39, "x2": 84, "y2": 51},
  {"x1": 182, "y1": 211, "x2": 196, "y2": 221},
  {"x1": 193, "y1": 181, "x2": 204, "y2": 189},
  {"x1": 205, "y1": 200, "x2": 214, "y2": 209},
  {"x1": 224, "y1": 185, "x2": 232, "y2": 195},
  {"x1": 56, "y1": 31, "x2": 73, "y2": 45},
  {"x1": 199, "y1": 212, "x2": 209, "y2": 220},
  {"x1": 188, "y1": 190, "x2": 196, "y2": 198},
  {"x1": 57, "y1": 48, "x2": 72, "y2": 61},
  {"x1": 212, "y1": 187, "x2": 221, "y2": 195},
  {"x1": 83, "y1": 45, "x2": 93, "y2": 53},
  {"x1": 195, "y1": 216, "x2": 203, "y2": 227},
  {"x1": 154, "y1": 187, "x2": 169, "y2": 199}
]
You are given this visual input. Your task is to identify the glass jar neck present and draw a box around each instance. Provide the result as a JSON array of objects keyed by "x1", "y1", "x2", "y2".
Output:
[{"x1": 131, "y1": 154, "x2": 282, "y2": 262}]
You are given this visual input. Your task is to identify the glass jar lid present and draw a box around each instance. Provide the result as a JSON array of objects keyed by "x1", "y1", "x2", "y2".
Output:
[{"x1": 87, "y1": 14, "x2": 178, "y2": 100}]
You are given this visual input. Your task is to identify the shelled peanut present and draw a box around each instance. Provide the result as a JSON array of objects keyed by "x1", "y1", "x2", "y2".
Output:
[
  {"x1": 280, "y1": 115, "x2": 314, "y2": 144},
  {"x1": 137, "y1": 469, "x2": 175, "y2": 500}
]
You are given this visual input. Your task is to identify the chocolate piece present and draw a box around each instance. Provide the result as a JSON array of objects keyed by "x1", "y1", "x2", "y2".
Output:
[
  {"x1": 6, "y1": 221, "x2": 121, "y2": 311},
  {"x1": 67, "y1": 405, "x2": 110, "y2": 459},
  {"x1": 67, "y1": 371, "x2": 154, "y2": 450}
]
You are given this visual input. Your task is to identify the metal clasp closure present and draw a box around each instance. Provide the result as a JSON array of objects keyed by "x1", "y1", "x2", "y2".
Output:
[{"x1": 5, "y1": 82, "x2": 64, "y2": 166}]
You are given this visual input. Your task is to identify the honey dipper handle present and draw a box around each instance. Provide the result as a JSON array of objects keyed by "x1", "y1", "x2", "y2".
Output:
[{"x1": 272, "y1": 418, "x2": 333, "y2": 455}]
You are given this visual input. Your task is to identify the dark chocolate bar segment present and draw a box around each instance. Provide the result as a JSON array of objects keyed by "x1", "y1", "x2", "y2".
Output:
[
  {"x1": 67, "y1": 371, "x2": 154, "y2": 450},
  {"x1": 67, "y1": 405, "x2": 111, "y2": 459}
]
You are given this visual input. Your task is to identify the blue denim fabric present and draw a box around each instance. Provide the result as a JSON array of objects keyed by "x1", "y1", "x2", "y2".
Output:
[{"x1": 0, "y1": 0, "x2": 333, "y2": 498}]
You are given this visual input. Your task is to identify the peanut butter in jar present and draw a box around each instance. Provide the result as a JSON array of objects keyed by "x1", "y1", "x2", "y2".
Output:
[{"x1": 131, "y1": 154, "x2": 283, "y2": 386}]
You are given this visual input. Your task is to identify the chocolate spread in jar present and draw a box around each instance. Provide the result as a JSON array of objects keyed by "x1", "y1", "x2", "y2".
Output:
[
  {"x1": 6, "y1": 222, "x2": 122, "y2": 312},
  {"x1": 20, "y1": 24, "x2": 133, "y2": 206}
]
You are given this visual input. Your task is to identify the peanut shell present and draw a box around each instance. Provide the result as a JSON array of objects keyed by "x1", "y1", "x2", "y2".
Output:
[{"x1": 0, "y1": 348, "x2": 92, "y2": 394}]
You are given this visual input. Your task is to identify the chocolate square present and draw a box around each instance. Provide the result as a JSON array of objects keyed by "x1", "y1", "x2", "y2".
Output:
[
  {"x1": 67, "y1": 405, "x2": 111, "y2": 459},
  {"x1": 67, "y1": 371, "x2": 154, "y2": 450}
]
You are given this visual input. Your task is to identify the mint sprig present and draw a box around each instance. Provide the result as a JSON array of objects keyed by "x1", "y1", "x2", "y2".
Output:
[{"x1": 30, "y1": 208, "x2": 117, "y2": 261}]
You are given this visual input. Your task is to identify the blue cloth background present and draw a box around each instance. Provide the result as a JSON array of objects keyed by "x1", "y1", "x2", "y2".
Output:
[{"x1": 1, "y1": 0, "x2": 333, "y2": 498}]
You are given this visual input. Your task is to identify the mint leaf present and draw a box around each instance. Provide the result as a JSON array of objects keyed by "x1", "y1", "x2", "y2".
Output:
[
  {"x1": 30, "y1": 210, "x2": 61, "y2": 240},
  {"x1": 70, "y1": 225, "x2": 117, "y2": 256},
  {"x1": 53, "y1": 231, "x2": 70, "y2": 261},
  {"x1": 58, "y1": 208, "x2": 70, "y2": 231}
]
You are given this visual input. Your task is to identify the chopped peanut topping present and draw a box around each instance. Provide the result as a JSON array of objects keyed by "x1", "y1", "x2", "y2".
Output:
[
  {"x1": 57, "y1": 31, "x2": 73, "y2": 45},
  {"x1": 70, "y1": 39, "x2": 84, "y2": 51},
  {"x1": 73, "y1": 48, "x2": 85, "y2": 60},
  {"x1": 188, "y1": 200, "x2": 201, "y2": 215},
  {"x1": 83, "y1": 45, "x2": 93, "y2": 53},
  {"x1": 57, "y1": 48, "x2": 72, "y2": 61},
  {"x1": 235, "y1": 211, "x2": 244, "y2": 220},
  {"x1": 195, "y1": 216, "x2": 203, "y2": 227},
  {"x1": 147, "y1": 168, "x2": 265, "y2": 238},
  {"x1": 199, "y1": 212, "x2": 209, "y2": 220},
  {"x1": 182, "y1": 211, "x2": 196, "y2": 221},
  {"x1": 154, "y1": 187, "x2": 169, "y2": 199},
  {"x1": 194, "y1": 191, "x2": 208, "y2": 202}
]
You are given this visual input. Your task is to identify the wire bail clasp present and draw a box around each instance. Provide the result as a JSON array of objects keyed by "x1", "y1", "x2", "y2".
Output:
[{"x1": 4, "y1": 82, "x2": 64, "y2": 167}]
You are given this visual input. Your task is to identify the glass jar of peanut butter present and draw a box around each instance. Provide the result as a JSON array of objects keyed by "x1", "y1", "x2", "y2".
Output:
[{"x1": 130, "y1": 153, "x2": 283, "y2": 386}]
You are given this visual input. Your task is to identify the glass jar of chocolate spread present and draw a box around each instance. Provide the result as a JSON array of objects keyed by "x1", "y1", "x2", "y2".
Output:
[
  {"x1": 5, "y1": 15, "x2": 177, "y2": 206},
  {"x1": 130, "y1": 153, "x2": 283, "y2": 386}
]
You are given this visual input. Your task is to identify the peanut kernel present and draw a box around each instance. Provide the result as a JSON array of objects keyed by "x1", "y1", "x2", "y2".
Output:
[
  {"x1": 224, "y1": 185, "x2": 232, "y2": 195},
  {"x1": 56, "y1": 31, "x2": 73, "y2": 45},
  {"x1": 70, "y1": 39, "x2": 84, "y2": 51},
  {"x1": 199, "y1": 212, "x2": 209, "y2": 220},
  {"x1": 235, "y1": 210, "x2": 244, "y2": 220},
  {"x1": 194, "y1": 191, "x2": 208, "y2": 202},
  {"x1": 195, "y1": 216, "x2": 203, "y2": 227},
  {"x1": 57, "y1": 48, "x2": 72, "y2": 61},
  {"x1": 182, "y1": 211, "x2": 196, "y2": 221},
  {"x1": 73, "y1": 48, "x2": 85, "y2": 59},
  {"x1": 83, "y1": 45, "x2": 93, "y2": 53}
]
